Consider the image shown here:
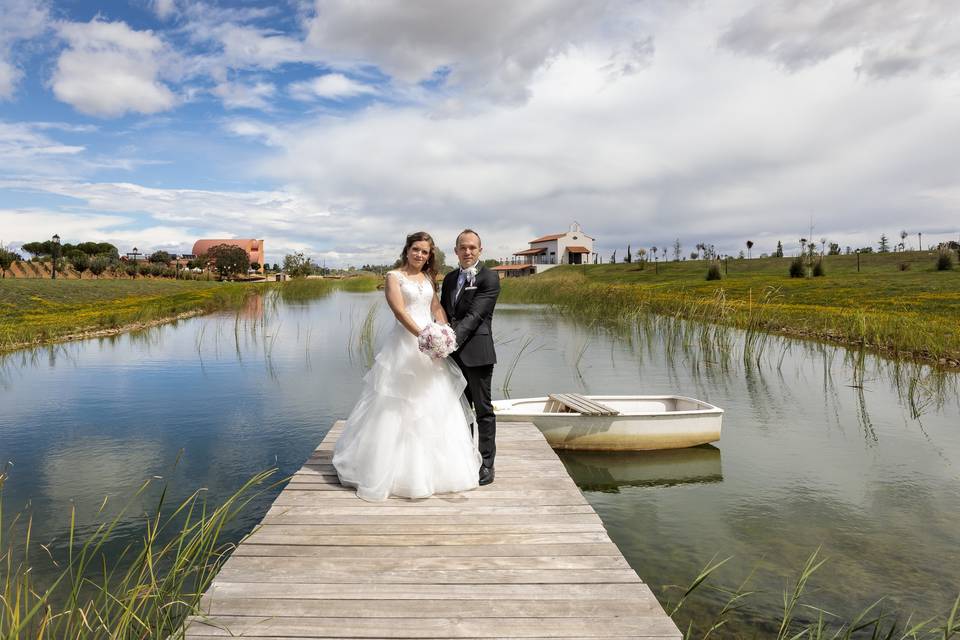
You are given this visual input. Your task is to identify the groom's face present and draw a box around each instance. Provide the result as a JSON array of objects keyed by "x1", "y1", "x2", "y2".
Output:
[{"x1": 455, "y1": 233, "x2": 482, "y2": 268}]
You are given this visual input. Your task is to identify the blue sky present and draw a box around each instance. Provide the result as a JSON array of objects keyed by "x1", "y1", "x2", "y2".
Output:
[{"x1": 2, "y1": 0, "x2": 959, "y2": 266}]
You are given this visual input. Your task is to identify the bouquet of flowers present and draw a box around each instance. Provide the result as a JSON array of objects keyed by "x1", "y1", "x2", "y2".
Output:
[{"x1": 418, "y1": 322, "x2": 458, "y2": 359}]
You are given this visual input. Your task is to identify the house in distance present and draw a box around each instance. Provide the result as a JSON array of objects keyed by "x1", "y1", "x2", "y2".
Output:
[{"x1": 494, "y1": 222, "x2": 595, "y2": 277}]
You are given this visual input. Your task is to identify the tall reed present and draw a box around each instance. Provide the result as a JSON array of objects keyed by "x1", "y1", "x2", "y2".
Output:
[
  {"x1": 0, "y1": 465, "x2": 280, "y2": 639},
  {"x1": 500, "y1": 275, "x2": 960, "y2": 366},
  {"x1": 667, "y1": 547, "x2": 960, "y2": 639}
]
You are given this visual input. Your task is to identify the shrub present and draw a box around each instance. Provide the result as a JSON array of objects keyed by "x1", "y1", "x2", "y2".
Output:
[
  {"x1": 0, "y1": 247, "x2": 18, "y2": 277},
  {"x1": 148, "y1": 250, "x2": 173, "y2": 264},
  {"x1": 789, "y1": 257, "x2": 805, "y2": 278},
  {"x1": 812, "y1": 261, "x2": 825, "y2": 277},
  {"x1": 898, "y1": 262, "x2": 910, "y2": 271},
  {"x1": 937, "y1": 251, "x2": 954, "y2": 271},
  {"x1": 89, "y1": 255, "x2": 109, "y2": 277},
  {"x1": 706, "y1": 263, "x2": 722, "y2": 280},
  {"x1": 66, "y1": 250, "x2": 90, "y2": 272}
]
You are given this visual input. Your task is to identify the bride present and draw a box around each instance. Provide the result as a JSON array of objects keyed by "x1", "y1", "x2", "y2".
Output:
[{"x1": 332, "y1": 231, "x2": 482, "y2": 501}]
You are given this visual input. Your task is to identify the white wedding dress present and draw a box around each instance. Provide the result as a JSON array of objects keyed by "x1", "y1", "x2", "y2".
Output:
[{"x1": 332, "y1": 270, "x2": 482, "y2": 501}]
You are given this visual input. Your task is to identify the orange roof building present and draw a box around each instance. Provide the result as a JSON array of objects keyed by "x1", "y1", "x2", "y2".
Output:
[{"x1": 192, "y1": 239, "x2": 265, "y2": 273}]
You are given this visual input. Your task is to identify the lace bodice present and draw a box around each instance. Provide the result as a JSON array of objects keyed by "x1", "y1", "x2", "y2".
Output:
[{"x1": 389, "y1": 271, "x2": 434, "y2": 325}]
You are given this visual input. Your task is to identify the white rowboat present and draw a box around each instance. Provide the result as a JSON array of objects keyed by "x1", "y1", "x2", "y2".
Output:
[{"x1": 492, "y1": 394, "x2": 723, "y2": 451}]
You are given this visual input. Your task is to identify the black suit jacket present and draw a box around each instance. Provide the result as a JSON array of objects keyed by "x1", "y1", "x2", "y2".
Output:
[{"x1": 441, "y1": 264, "x2": 500, "y2": 367}]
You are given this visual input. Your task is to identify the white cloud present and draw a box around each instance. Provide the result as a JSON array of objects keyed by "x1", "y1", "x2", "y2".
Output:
[
  {"x1": 212, "y1": 80, "x2": 276, "y2": 110},
  {"x1": 178, "y1": 20, "x2": 323, "y2": 87},
  {"x1": 0, "y1": 121, "x2": 85, "y2": 167},
  {"x1": 52, "y1": 19, "x2": 177, "y2": 117},
  {"x1": 222, "y1": 118, "x2": 284, "y2": 145},
  {"x1": 304, "y1": 0, "x2": 637, "y2": 102},
  {"x1": 0, "y1": 60, "x2": 19, "y2": 99},
  {"x1": 242, "y1": 4, "x2": 960, "y2": 259},
  {"x1": 289, "y1": 73, "x2": 377, "y2": 101},
  {"x1": 0, "y1": 209, "x2": 132, "y2": 253},
  {"x1": 152, "y1": 0, "x2": 178, "y2": 21},
  {"x1": 720, "y1": 0, "x2": 960, "y2": 78},
  {"x1": 6, "y1": 2, "x2": 960, "y2": 265},
  {"x1": 0, "y1": 0, "x2": 50, "y2": 99}
]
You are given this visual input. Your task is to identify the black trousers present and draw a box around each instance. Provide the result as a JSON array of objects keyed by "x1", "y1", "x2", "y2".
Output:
[{"x1": 458, "y1": 362, "x2": 496, "y2": 469}]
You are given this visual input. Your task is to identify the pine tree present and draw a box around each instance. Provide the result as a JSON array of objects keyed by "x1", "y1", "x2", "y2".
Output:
[
  {"x1": 775, "y1": 241, "x2": 784, "y2": 258},
  {"x1": 879, "y1": 234, "x2": 890, "y2": 253}
]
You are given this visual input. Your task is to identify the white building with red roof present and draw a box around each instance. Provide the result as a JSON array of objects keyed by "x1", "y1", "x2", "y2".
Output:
[{"x1": 494, "y1": 222, "x2": 595, "y2": 277}]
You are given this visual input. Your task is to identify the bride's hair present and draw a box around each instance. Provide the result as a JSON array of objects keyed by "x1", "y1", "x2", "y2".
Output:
[{"x1": 399, "y1": 231, "x2": 440, "y2": 289}]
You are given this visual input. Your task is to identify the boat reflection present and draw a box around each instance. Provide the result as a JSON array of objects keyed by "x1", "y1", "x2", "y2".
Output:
[{"x1": 559, "y1": 445, "x2": 723, "y2": 492}]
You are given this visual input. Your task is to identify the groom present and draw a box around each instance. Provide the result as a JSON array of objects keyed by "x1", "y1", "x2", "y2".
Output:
[{"x1": 442, "y1": 229, "x2": 501, "y2": 485}]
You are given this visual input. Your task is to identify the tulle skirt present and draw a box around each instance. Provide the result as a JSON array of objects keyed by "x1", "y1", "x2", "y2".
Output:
[{"x1": 332, "y1": 325, "x2": 482, "y2": 501}]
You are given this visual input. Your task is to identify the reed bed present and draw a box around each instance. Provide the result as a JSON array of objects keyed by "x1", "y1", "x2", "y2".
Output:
[
  {"x1": 0, "y1": 465, "x2": 280, "y2": 639},
  {"x1": 500, "y1": 273, "x2": 960, "y2": 367},
  {"x1": 667, "y1": 548, "x2": 960, "y2": 639}
]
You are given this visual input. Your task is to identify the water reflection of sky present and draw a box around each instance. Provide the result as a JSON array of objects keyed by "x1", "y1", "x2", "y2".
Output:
[{"x1": 1, "y1": 290, "x2": 958, "y2": 635}]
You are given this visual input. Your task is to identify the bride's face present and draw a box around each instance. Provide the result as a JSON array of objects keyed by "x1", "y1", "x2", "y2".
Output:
[{"x1": 406, "y1": 240, "x2": 431, "y2": 271}]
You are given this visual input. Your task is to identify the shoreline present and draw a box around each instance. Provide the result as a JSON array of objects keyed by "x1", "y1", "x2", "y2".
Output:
[{"x1": 0, "y1": 308, "x2": 209, "y2": 355}]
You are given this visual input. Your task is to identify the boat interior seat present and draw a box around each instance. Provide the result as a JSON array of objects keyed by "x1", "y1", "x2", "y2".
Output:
[{"x1": 547, "y1": 393, "x2": 620, "y2": 416}]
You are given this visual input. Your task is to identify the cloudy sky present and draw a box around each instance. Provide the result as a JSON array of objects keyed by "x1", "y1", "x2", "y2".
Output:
[{"x1": 1, "y1": 0, "x2": 958, "y2": 266}]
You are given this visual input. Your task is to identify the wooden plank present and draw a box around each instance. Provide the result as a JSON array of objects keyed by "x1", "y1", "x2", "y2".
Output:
[
  {"x1": 240, "y1": 531, "x2": 616, "y2": 546},
  {"x1": 182, "y1": 421, "x2": 680, "y2": 638},
  {"x1": 204, "y1": 581, "x2": 657, "y2": 601},
  {"x1": 548, "y1": 393, "x2": 619, "y2": 416},
  {"x1": 250, "y1": 522, "x2": 606, "y2": 535},
  {"x1": 231, "y1": 542, "x2": 622, "y2": 558},
  {"x1": 265, "y1": 505, "x2": 596, "y2": 516},
  {"x1": 183, "y1": 615, "x2": 679, "y2": 638},
  {"x1": 210, "y1": 568, "x2": 642, "y2": 585},
  {"x1": 218, "y1": 555, "x2": 631, "y2": 573},
  {"x1": 273, "y1": 490, "x2": 590, "y2": 504},
  {"x1": 285, "y1": 476, "x2": 579, "y2": 491},
  {"x1": 202, "y1": 597, "x2": 663, "y2": 618},
  {"x1": 260, "y1": 511, "x2": 604, "y2": 526}
]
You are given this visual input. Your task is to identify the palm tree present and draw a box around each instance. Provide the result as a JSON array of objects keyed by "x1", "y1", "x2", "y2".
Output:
[{"x1": 746, "y1": 240, "x2": 754, "y2": 259}]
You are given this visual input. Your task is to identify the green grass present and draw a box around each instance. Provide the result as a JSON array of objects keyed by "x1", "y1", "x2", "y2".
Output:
[
  {"x1": 0, "y1": 276, "x2": 380, "y2": 353},
  {"x1": 667, "y1": 548, "x2": 960, "y2": 639},
  {"x1": 1, "y1": 465, "x2": 281, "y2": 639},
  {"x1": 500, "y1": 251, "x2": 960, "y2": 365}
]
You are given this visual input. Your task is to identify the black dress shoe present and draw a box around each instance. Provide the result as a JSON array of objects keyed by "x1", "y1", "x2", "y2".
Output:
[{"x1": 478, "y1": 466, "x2": 495, "y2": 486}]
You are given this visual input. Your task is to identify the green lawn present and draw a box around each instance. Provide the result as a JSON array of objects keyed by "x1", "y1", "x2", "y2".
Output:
[
  {"x1": 0, "y1": 279, "x2": 256, "y2": 351},
  {"x1": 500, "y1": 251, "x2": 960, "y2": 365}
]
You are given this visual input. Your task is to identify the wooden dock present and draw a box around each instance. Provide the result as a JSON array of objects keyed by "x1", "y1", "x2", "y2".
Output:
[{"x1": 183, "y1": 421, "x2": 681, "y2": 638}]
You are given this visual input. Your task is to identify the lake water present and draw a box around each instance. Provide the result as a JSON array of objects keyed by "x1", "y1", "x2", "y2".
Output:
[{"x1": 1, "y1": 288, "x2": 958, "y2": 635}]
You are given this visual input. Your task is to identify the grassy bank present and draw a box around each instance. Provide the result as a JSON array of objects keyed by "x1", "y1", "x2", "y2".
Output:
[
  {"x1": 500, "y1": 251, "x2": 960, "y2": 366},
  {"x1": 0, "y1": 277, "x2": 379, "y2": 353}
]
